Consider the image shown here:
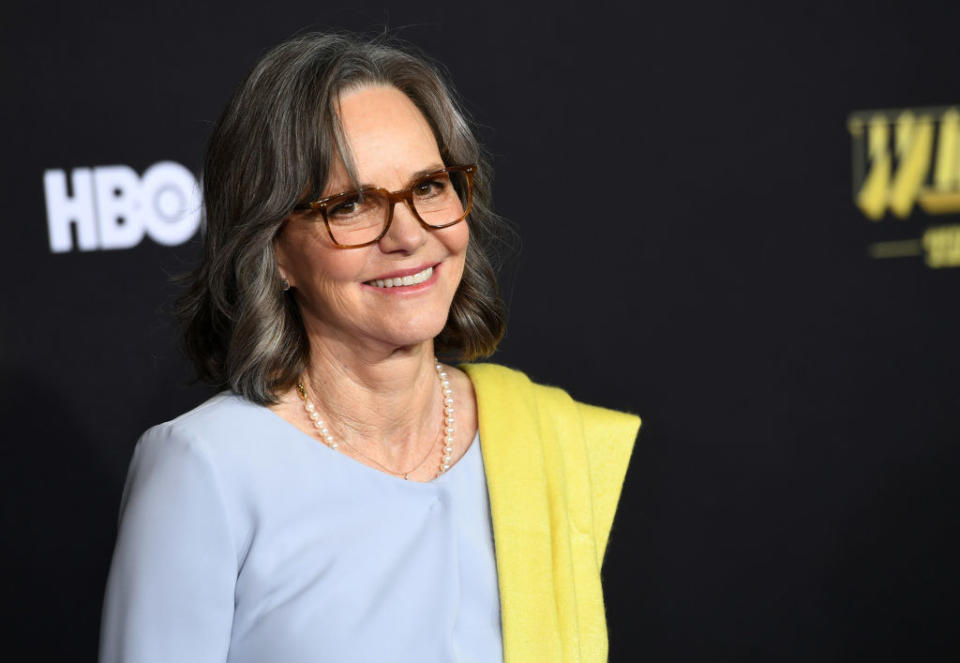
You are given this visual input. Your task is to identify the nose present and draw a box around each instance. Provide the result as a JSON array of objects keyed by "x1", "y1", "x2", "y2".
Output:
[{"x1": 378, "y1": 198, "x2": 429, "y2": 253}]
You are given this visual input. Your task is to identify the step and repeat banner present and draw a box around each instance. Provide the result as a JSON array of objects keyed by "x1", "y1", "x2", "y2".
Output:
[{"x1": 3, "y1": 2, "x2": 959, "y2": 660}]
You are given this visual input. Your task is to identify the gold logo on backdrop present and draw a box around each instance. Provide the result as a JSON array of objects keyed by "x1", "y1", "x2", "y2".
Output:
[{"x1": 848, "y1": 105, "x2": 960, "y2": 267}]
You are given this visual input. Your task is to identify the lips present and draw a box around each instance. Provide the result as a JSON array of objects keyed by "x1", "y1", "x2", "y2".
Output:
[{"x1": 365, "y1": 265, "x2": 434, "y2": 288}]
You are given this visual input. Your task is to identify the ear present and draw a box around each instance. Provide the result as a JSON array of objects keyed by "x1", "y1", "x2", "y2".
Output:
[{"x1": 273, "y1": 227, "x2": 295, "y2": 289}]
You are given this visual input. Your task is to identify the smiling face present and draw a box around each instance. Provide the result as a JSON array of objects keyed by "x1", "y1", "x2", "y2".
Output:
[{"x1": 274, "y1": 84, "x2": 469, "y2": 357}]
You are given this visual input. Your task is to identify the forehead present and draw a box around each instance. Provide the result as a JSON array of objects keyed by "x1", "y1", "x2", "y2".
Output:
[{"x1": 329, "y1": 85, "x2": 442, "y2": 190}]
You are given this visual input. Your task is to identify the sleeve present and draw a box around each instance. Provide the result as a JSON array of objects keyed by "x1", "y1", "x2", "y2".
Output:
[{"x1": 99, "y1": 423, "x2": 237, "y2": 663}]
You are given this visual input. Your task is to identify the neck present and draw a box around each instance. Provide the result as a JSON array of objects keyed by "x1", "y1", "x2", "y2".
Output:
[{"x1": 300, "y1": 340, "x2": 443, "y2": 465}]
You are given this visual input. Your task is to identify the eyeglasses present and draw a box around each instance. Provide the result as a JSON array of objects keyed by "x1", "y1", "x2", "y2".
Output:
[{"x1": 292, "y1": 164, "x2": 477, "y2": 248}]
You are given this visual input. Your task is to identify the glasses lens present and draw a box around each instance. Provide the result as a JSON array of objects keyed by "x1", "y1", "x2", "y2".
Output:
[
  {"x1": 324, "y1": 191, "x2": 389, "y2": 246},
  {"x1": 411, "y1": 169, "x2": 471, "y2": 227}
]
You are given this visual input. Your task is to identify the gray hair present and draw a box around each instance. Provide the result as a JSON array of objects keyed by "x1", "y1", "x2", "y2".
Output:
[{"x1": 177, "y1": 31, "x2": 509, "y2": 404}]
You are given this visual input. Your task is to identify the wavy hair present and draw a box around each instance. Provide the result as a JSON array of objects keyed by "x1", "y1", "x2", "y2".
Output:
[{"x1": 177, "y1": 31, "x2": 509, "y2": 404}]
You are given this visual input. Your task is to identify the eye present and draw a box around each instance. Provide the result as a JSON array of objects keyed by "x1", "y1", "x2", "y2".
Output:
[
  {"x1": 327, "y1": 195, "x2": 364, "y2": 218},
  {"x1": 412, "y1": 176, "x2": 449, "y2": 199}
]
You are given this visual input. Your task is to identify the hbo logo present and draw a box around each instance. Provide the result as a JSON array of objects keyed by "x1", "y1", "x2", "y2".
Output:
[{"x1": 44, "y1": 162, "x2": 201, "y2": 253}]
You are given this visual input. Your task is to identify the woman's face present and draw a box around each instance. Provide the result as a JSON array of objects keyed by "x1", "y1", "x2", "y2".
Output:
[{"x1": 274, "y1": 85, "x2": 469, "y2": 355}]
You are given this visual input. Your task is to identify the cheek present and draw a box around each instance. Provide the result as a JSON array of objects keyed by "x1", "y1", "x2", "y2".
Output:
[
  {"x1": 279, "y1": 237, "x2": 369, "y2": 313},
  {"x1": 442, "y1": 224, "x2": 470, "y2": 287},
  {"x1": 289, "y1": 238, "x2": 363, "y2": 284},
  {"x1": 447, "y1": 221, "x2": 470, "y2": 258}
]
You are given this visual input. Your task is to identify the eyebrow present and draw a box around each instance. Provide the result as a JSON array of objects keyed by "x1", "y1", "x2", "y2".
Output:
[
  {"x1": 404, "y1": 163, "x2": 447, "y2": 183},
  {"x1": 326, "y1": 163, "x2": 447, "y2": 196}
]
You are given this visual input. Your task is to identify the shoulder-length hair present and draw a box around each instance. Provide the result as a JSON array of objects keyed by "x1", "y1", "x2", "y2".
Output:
[{"x1": 178, "y1": 31, "x2": 508, "y2": 404}]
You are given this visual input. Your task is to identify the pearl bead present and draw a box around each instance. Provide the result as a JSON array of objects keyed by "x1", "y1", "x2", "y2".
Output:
[{"x1": 298, "y1": 359, "x2": 455, "y2": 478}]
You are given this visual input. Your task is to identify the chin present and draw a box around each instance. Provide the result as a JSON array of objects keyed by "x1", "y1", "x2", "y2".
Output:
[{"x1": 379, "y1": 318, "x2": 449, "y2": 350}]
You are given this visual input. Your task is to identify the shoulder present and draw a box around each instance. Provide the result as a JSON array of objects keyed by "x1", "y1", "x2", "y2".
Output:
[
  {"x1": 139, "y1": 391, "x2": 267, "y2": 451},
  {"x1": 461, "y1": 362, "x2": 640, "y2": 430},
  {"x1": 462, "y1": 363, "x2": 640, "y2": 564},
  {"x1": 132, "y1": 391, "x2": 292, "y2": 485},
  {"x1": 460, "y1": 362, "x2": 561, "y2": 404},
  {"x1": 121, "y1": 392, "x2": 299, "y2": 545}
]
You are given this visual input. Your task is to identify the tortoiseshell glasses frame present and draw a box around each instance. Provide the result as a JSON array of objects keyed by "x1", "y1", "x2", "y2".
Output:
[{"x1": 291, "y1": 164, "x2": 477, "y2": 248}]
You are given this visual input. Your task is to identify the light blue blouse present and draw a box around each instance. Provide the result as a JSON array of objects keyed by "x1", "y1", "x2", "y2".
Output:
[{"x1": 99, "y1": 392, "x2": 503, "y2": 663}]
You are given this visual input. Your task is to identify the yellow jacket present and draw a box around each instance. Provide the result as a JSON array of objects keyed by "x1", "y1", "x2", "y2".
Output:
[{"x1": 462, "y1": 364, "x2": 641, "y2": 662}]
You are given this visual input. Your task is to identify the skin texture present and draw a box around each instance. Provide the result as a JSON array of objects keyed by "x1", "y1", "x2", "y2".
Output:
[{"x1": 271, "y1": 84, "x2": 478, "y2": 481}]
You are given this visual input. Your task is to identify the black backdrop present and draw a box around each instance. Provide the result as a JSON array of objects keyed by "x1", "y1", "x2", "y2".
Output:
[{"x1": 3, "y1": 1, "x2": 959, "y2": 660}]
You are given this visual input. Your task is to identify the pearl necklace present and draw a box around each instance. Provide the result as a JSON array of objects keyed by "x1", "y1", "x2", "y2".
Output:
[{"x1": 295, "y1": 359, "x2": 456, "y2": 480}]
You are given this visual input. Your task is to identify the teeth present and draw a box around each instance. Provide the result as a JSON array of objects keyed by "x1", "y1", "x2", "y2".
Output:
[{"x1": 368, "y1": 266, "x2": 433, "y2": 289}]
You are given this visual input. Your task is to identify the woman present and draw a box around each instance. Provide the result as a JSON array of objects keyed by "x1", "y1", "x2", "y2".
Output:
[{"x1": 100, "y1": 32, "x2": 639, "y2": 663}]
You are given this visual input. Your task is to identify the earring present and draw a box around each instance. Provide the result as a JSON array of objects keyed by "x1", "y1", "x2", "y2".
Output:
[{"x1": 280, "y1": 277, "x2": 291, "y2": 292}]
